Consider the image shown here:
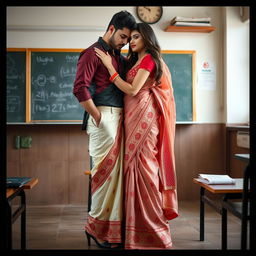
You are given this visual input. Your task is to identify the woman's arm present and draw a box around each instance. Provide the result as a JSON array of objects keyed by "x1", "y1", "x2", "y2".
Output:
[{"x1": 94, "y1": 48, "x2": 150, "y2": 96}]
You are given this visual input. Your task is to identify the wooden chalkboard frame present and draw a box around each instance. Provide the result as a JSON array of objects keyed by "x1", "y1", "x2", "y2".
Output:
[{"x1": 7, "y1": 48, "x2": 196, "y2": 123}]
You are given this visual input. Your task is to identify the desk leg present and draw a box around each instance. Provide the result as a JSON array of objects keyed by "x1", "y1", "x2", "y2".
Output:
[
  {"x1": 6, "y1": 200, "x2": 12, "y2": 249},
  {"x1": 200, "y1": 187, "x2": 205, "y2": 241},
  {"x1": 88, "y1": 155, "x2": 93, "y2": 213},
  {"x1": 221, "y1": 195, "x2": 227, "y2": 250},
  {"x1": 20, "y1": 190, "x2": 26, "y2": 250},
  {"x1": 88, "y1": 175, "x2": 92, "y2": 212}
]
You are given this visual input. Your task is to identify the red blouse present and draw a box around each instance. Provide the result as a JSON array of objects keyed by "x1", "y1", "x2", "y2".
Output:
[{"x1": 139, "y1": 54, "x2": 155, "y2": 77}]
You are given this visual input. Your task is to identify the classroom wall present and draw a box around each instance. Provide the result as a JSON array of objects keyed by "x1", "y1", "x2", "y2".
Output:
[
  {"x1": 7, "y1": 6, "x2": 249, "y2": 123},
  {"x1": 7, "y1": 6, "x2": 225, "y2": 123}
]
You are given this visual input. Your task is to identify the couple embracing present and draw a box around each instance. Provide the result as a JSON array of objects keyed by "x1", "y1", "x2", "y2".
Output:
[{"x1": 73, "y1": 10, "x2": 178, "y2": 250}]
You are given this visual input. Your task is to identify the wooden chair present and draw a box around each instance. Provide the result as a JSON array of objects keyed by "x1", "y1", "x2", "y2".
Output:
[
  {"x1": 221, "y1": 164, "x2": 250, "y2": 249},
  {"x1": 84, "y1": 170, "x2": 92, "y2": 212},
  {"x1": 84, "y1": 156, "x2": 93, "y2": 212},
  {"x1": 84, "y1": 156, "x2": 93, "y2": 246}
]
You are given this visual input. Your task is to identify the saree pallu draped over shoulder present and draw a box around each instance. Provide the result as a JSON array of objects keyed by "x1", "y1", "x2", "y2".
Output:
[
  {"x1": 151, "y1": 60, "x2": 178, "y2": 221},
  {"x1": 123, "y1": 59, "x2": 178, "y2": 249}
]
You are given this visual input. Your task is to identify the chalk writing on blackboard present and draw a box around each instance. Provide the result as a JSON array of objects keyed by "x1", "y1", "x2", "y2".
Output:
[
  {"x1": 31, "y1": 52, "x2": 84, "y2": 120},
  {"x1": 7, "y1": 49, "x2": 195, "y2": 123},
  {"x1": 6, "y1": 51, "x2": 26, "y2": 122}
]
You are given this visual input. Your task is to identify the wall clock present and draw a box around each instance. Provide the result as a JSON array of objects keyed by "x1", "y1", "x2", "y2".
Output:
[{"x1": 136, "y1": 6, "x2": 163, "y2": 24}]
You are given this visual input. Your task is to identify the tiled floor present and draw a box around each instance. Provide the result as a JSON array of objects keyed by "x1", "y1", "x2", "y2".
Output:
[{"x1": 12, "y1": 201, "x2": 244, "y2": 250}]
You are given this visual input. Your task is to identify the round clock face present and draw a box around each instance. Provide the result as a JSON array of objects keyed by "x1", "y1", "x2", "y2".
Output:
[{"x1": 136, "y1": 6, "x2": 163, "y2": 24}]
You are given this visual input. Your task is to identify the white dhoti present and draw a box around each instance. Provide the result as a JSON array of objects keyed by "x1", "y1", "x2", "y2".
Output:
[{"x1": 85, "y1": 106, "x2": 124, "y2": 243}]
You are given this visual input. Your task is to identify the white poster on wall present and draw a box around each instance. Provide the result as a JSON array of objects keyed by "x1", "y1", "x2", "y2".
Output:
[{"x1": 198, "y1": 61, "x2": 216, "y2": 90}]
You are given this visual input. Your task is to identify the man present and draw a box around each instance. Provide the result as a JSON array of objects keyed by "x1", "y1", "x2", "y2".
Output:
[{"x1": 73, "y1": 11, "x2": 136, "y2": 248}]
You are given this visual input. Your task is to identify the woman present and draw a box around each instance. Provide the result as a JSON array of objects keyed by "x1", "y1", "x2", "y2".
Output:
[{"x1": 94, "y1": 22, "x2": 178, "y2": 249}]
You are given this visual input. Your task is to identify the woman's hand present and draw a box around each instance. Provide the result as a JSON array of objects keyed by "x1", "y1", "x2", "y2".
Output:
[{"x1": 94, "y1": 47, "x2": 113, "y2": 69}]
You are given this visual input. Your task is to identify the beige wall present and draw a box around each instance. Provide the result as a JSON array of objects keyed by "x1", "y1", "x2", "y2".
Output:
[{"x1": 224, "y1": 7, "x2": 249, "y2": 124}]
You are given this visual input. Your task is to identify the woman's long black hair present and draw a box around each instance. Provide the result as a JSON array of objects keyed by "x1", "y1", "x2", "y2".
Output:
[{"x1": 126, "y1": 22, "x2": 163, "y2": 84}]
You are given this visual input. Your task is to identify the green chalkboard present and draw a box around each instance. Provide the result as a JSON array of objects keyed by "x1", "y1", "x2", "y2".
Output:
[
  {"x1": 162, "y1": 52, "x2": 194, "y2": 121},
  {"x1": 6, "y1": 51, "x2": 26, "y2": 122},
  {"x1": 30, "y1": 51, "x2": 84, "y2": 121},
  {"x1": 6, "y1": 49, "x2": 195, "y2": 123},
  {"x1": 123, "y1": 50, "x2": 195, "y2": 122}
]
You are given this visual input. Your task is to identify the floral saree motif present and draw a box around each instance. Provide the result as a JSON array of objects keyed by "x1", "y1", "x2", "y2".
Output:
[{"x1": 123, "y1": 58, "x2": 178, "y2": 249}]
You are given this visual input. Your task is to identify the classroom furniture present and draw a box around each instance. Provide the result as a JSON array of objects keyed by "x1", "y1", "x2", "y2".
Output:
[
  {"x1": 84, "y1": 156, "x2": 93, "y2": 246},
  {"x1": 234, "y1": 153, "x2": 250, "y2": 162},
  {"x1": 7, "y1": 48, "x2": 196, "y2": 123},
  {"x1": 221, "y1": 154, "x2": 250, "y2": 250},
  {"x1": 165, "y1": 25, "x2": 216, "y2": 33},
  {"x1": 226, "y1": 125, "x2": 249, "y2": 178},
  {"x1": 84, "y1": 155, "x2": 93, "y2": 212},
  {"x1": 193, "y1": 177, "x2": 243, "y2": 249},
  {"x1": 5, "y1": 178, "x2": 38, "y2": 250},
  {"x1": 84, "y1": 170, "x2": 92, "y2": 212},
  {"x1": 84, "y1": 169, "x2": 92, "y2": 246}
]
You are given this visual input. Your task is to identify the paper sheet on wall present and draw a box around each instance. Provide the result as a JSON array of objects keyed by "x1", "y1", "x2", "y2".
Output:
[{"x1": 198, "y1": 61, "x2": 216, "y2": 90}]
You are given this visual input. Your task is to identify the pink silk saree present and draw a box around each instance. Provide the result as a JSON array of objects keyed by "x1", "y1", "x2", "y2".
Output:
[{"x1": 123, "y1": 59, "x2": 178, "y2": 249}]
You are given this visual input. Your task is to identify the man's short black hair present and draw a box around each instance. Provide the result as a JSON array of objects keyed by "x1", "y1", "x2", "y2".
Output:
[{"x1": 107, "y1": 11, "x2": 137, "y2": 31}]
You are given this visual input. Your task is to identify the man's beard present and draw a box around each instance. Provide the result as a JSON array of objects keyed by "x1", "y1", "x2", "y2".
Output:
[{"x1": 109, "y1": 34, "x2": 124, "y2": 50}]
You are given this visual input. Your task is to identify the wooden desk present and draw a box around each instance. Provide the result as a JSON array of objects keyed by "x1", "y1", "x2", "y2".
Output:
[
  {"x1": 6, "y1": 178, "x2": 38, "y2": 250},
  {"x1": 193, "y1": 178, "x2": 243, "y2": 249}
]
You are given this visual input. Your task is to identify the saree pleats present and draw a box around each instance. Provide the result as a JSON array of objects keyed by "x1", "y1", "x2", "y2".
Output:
[{"x1": 123, "y1": 89, "x2": 172, "y2": 249}]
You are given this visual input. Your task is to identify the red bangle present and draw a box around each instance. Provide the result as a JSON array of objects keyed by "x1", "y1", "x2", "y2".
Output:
[{"x1": 109, "y1": 72, "x2": 119, "y2": 82}]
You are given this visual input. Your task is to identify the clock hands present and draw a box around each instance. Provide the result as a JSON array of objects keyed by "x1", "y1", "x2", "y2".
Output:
[
  {"x1": 137, "y1": 6, "x2": 162, "y2": 23},
  {"x1": 143, "y1": 6, "x2": 151, "y2": 12}
]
